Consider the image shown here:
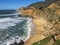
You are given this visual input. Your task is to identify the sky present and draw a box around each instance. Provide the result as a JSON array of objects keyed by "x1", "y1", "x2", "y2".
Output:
[{"x1": 0, "y1": 0, "x2": 45, "y2": 10}]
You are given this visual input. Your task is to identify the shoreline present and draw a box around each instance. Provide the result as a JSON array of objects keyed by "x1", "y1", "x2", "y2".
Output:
[
  {"x1": 24, "y1": 29, "x2": 46, "y2": 45},
  {"x1": 23, "y1": 18, "x2": 32, "y2": 42},
  {"x1": 24, "y1": 18, "x2": 46, "y2": 45},
  {"x1": 24, "y1": 30, "x2": 35, "y2": 45}
]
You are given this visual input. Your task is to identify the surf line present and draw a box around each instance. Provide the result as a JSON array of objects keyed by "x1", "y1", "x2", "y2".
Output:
[{"x1": 24, "y1": 17, "x2": 32, "y2": 42}]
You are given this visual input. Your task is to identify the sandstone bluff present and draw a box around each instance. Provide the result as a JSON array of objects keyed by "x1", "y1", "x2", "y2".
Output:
[{"x1": 16, "y1": 0, "x2": 60, "y2": 45}]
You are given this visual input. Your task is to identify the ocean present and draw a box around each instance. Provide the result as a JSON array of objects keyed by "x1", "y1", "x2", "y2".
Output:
[{"x1": 0, "y1": 10, "x2": 32, "y2": 45}]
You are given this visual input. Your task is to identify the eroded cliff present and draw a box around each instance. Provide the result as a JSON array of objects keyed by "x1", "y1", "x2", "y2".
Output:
[{"x1": 16, "y1": 0, "x2": 60, "y2": 45}]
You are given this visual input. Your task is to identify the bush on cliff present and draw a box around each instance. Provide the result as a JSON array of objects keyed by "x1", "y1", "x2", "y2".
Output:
[{"x1": 32, "y1": 37, "x2": 51, "y2": 45}]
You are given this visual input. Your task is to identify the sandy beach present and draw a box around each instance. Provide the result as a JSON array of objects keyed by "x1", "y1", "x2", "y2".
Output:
[
  {"x1": 24, "y1": 19, "x2": 48, "y2": 45},
  {"x1": 24, "y1": 29, "x2": 45, "y2": 45}
]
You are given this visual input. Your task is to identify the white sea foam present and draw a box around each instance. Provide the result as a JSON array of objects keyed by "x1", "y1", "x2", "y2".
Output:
[
  {"x1": 0, "y1": 13, "x2": 18, "y2": 16},
  {"x1": 0, "y1": 14, "x2": 32, "y2": 45},
  {"x1": 0, "y1": 36, "x2": 23, "y2": 45},
  {"x1": 3, "y1": 18, "x2": 32, "y2": 45},
  {"x1": 24, "y1": 18, "x2": 32, "y2": 41},
  {"x1": 0, "y1": 17, "x2": 24, "y2": 29}
]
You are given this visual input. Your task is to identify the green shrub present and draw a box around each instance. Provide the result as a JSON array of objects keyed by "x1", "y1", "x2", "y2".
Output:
[
  {"x1": 53, "y1": 40, "x2": 60, "y2": 45},
  {"x1": 32, "y1": 37, "x2": 51, "y2": 45}
]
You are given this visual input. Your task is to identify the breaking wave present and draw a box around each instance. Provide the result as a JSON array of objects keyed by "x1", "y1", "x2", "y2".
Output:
[{"x1": 0, "y1": 13, "x2": 32, "y2": 45}]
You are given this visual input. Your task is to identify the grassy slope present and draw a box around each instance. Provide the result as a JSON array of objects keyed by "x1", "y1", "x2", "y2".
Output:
[{"x1": 32, "y1": 37, "x2": 51, "y2": 45}]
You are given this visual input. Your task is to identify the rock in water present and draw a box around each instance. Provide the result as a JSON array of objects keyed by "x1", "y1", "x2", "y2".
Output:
[
  {"x1": 18, "y1": 39, "x2": 24, "y2": 45},
  {"x1": 10, "y1": 39, "x2": 24, "y2": 45}
]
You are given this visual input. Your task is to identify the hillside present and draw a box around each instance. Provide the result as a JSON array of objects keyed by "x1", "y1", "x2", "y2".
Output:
[
  {"x1": 28, "y1": 0, "x2": 60, "y2": 9},
  {"x1": 16, "y1": 0, "x2": 60, "y2": 45}
]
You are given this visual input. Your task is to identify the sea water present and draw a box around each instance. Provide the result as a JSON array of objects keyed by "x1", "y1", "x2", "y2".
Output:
[{"x1": 0, "y1": 11, "x2": 32, "y2": 45}]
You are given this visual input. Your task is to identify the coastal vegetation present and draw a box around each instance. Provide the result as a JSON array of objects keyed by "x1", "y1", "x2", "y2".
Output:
[{"x1": 32, "y1": 37, "x2": 51, "y2": 45}]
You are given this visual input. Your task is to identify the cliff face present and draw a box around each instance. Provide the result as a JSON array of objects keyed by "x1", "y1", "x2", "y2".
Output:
[
  {"x1": 16, "y1": 0, "x2": 60, "y2": 38},
  {"x1": 16, "y1": 0, "x2": 60, "y2": 45}
]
